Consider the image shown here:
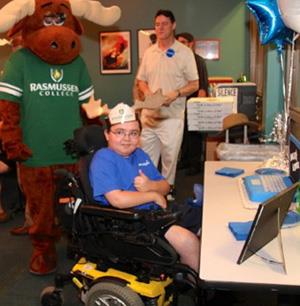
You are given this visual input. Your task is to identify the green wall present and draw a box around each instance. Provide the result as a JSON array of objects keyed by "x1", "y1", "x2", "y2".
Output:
[
  {"x1": 82, "y1": 0, "x2": 249, "y2": 106},
  {"x1": 0, "y1": 0, "x2": 250, "y2": 108},
  {"x1": 264, "y1": 48, "x2": 284, "y2": 134}
]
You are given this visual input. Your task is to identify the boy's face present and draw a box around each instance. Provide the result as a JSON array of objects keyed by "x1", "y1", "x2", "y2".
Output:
[{"x1": 105, "y1": 120, "x2": 141, "y2": 157}]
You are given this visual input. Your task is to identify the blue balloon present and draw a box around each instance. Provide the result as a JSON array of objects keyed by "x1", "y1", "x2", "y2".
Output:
[{"x1": 246, "y1": 0, "x2": 294, "y2": 52}]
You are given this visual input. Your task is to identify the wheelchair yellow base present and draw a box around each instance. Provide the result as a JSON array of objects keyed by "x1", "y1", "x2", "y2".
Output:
[{"x1": 71, "y1": 257, "x2": 174, "y2": 306}]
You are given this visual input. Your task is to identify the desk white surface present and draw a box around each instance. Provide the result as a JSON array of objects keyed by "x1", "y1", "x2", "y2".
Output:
[{"x1": 200, "y1": 161, "x2": 300, "y2": 289}]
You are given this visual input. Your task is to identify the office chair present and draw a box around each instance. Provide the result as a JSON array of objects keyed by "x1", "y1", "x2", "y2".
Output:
[
  {"x1": 222, "y1": 113, "x2": 260, "y2": 144},
  {"x1": 41, "y1": 124, "x2": 200, "y2": 306}
]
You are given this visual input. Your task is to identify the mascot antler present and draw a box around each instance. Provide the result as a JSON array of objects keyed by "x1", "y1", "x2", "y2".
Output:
[
  {"x1": 0, "y1": 0, "x2": 121, "y2": 33},
  {"x1": 0, "y1": 0, "x2": 35, "y2": 33},
  {"x1": 70, "y1": 0, "x2": 121, "y2": 26}
]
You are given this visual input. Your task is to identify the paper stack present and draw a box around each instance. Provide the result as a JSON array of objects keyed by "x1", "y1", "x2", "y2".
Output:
[{"x1": 187, "y1": 96, "x2": 236, "y2": 131}]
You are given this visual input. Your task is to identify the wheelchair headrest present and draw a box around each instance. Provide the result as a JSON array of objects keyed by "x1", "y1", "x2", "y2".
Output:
[{"x1": 64, "y1": 124, "x2": 107, "y2": 157}]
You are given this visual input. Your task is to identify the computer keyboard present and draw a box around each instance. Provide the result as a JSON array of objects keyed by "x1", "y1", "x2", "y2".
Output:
[
  {"x1": 243, "y1": 174, "x2": 293, "y2": 202},
  {"x1": 260, "y1": 175, "x2": 287, "y2": 192}
]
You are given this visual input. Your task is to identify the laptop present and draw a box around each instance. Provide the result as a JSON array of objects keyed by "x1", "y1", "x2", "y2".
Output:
[
  {"x1": 242, "y1": 174, "x2": 293, "y2": 202},
  {"x1": 240, "y1": 133, "x2": 300, "y2": 205},
  {"x1": 237, "y1": 182, "x2": 299, "y2": 270}
]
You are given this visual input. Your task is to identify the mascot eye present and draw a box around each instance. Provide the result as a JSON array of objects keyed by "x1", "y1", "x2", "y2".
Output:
[
  {"x1": 43, "y1": 15, "x2": 54, "y2": 26},
  {"x1": 53, "y1": 13, "x2": 66, "y2": 26}
]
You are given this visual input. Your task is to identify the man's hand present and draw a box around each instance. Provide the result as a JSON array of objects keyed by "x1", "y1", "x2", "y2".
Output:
[
  {"x1": 140, "y1": 109, "x2": 166, "y2": 128},
  {"x1": 198, "y1": 89, "x2": 207, "y2": 97},
  {"x1": 81, "y1": 96, "x2": 109, "y2": 119},
  {"x1": 134, "y1": 170, "x2": 151, "y2": 192},
  {"x1": 163, "y1": 90, "x2": 179, "y2": 106}
]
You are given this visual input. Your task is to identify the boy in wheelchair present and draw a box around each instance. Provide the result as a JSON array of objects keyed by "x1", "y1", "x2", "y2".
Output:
[
  {"x1": 89, "y1": 103, "x2": 200, "y2": 272},
  {"x1": 42, "y1": 103, "x2": 201, "y2": 306}
]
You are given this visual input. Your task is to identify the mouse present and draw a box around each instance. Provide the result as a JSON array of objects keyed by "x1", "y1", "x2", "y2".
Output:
[{"x1": 255, "y1": 168, "x2": 287, "y2": 175}]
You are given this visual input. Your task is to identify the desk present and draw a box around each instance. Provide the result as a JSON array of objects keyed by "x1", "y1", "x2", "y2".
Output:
[{"x1": 200, "y1": 161, "x2": 300, "y2": 291}]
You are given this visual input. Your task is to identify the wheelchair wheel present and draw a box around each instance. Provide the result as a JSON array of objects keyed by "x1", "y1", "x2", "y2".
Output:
[
  {"x1": 40, "y1": 286, "x2": 63, "y2": 306},
  {"x1": 85, "y1": 281, "x2": 144, "y2": 306}
]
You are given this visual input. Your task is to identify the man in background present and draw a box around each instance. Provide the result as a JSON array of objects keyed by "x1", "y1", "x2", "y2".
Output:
[
  {"x1": 136, "y1": 10, "x2": 199, "y2": 200},
  {"x1": 176, "y1": 32, "x2": 209, "y2": 176}
]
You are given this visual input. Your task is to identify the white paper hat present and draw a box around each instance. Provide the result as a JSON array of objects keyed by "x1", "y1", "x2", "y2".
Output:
[{"x1": 109, "y1": 103, "x2": 136, "y2": 125}]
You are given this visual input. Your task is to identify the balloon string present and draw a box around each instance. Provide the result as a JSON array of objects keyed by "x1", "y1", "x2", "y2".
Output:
[
  {"x1": 286, "y1": 33, "x2": 299, "y2": 119},
  {"x1": 279, "y1": 52, "x2": 286, "y2": 116}
]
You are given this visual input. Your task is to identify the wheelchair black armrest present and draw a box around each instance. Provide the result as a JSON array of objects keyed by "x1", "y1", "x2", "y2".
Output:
[
  {"x1": 80, "y1": 205, "x2": 143, "y2": 221},
  {"x1": 79, "y1": 205, "x2": 181, "y2": 234},
  {"x1": 139, "y1": 209, "x2": 181, "y2": 233},
  {"x1": 145, "y1": 209, "x2": 181, "y2": 221},
  {"x1": 82, "y1": 206, "x2": 180, "y2": 224}
]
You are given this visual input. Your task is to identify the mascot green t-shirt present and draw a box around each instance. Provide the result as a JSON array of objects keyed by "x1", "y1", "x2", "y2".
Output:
[{"x1": 0, "y1": 48, "x2": 93, "y2": 167}]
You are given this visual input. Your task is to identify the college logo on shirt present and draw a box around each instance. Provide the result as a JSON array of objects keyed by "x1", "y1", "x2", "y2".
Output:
[
  {"x1": 138, "y1": 160, "x2": 150, "y2": 167},
  {"x1": 29, "y1": 68, "x2": 79, "y2": 97},
  {"x1": 50, "y1": 69, "x2": 64, "y2": 83}
]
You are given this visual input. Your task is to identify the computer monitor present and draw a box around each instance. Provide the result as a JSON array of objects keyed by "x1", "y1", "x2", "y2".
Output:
[
  {"x1": 216, "y1": 82, "x2": 257, "y2": 121},
  {"x1": 237, "y1": 182, "x2": 299, "y2": 267}
]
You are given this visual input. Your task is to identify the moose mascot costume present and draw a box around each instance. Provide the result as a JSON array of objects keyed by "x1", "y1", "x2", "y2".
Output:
[{"x1": 0, "y1": 0, "x2": 120, "y2": 275}]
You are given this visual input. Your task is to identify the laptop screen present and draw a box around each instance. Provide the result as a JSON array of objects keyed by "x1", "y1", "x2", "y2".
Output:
[
  {"x1": 289, "y1": 134, "x2": 300, "y2": 183},
  {"x1": 237, "y1": 182, "x2": 299, "y2": 265}
]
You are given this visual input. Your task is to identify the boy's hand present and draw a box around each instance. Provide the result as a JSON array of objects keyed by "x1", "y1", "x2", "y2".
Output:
[
  {"x1": 153, "y1": 192, "x2": 167, "y2": 209},
  {"x1": 134, "y1": 170, "x2": 150, "y2": 192}
]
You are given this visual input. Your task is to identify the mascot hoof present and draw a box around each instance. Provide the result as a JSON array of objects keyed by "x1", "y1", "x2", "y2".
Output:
[{"x1": 29, "y1": 248, "x2": 57, "y2": 276}]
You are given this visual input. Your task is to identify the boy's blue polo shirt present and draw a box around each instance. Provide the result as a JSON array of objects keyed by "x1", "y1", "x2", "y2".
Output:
[{"x1": 89, "y1": 147, "x2": 164, "y2": 210}]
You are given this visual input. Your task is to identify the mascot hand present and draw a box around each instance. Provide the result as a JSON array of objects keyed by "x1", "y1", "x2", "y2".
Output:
[
  {"x1": 81, "y1": 95, "x2": 110, "y2": 119},
  {"x1": 4, "y1": 141, "x2": 32, "y2": 161},
  {"x1": 0, "y1": 100, "x2": 32, "y2": 161}
]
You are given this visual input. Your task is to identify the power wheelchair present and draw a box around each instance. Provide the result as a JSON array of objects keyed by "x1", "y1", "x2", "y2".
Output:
[{"x1": 40, "y1": 124, "x2": 201, "y2": 306}]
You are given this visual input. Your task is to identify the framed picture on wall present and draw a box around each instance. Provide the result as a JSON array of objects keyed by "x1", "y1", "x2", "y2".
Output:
[
  {"x1": 99, "y1": 31, "x2": 131, "y2": 74},
  {"x1": 195, "y1": 39, "x2": 220, "y2": 60},
  {"x1": 137, "y1": 29, "x2": 156, "y2": 63}
]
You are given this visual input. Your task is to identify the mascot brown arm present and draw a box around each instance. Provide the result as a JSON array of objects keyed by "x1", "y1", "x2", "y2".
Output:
[{"x1": 0, "y1": 100, "x2": 32, "y2": 161}]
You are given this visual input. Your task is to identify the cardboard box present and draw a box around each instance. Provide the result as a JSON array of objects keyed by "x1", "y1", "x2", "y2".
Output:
[{"x1": 187, "y1": 97, "x2": 235, "y2": 132}]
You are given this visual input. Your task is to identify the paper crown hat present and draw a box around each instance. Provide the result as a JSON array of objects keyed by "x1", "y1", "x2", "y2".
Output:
[{"x1": 109, "y1": 103, "x2": 136, "y2": 125}]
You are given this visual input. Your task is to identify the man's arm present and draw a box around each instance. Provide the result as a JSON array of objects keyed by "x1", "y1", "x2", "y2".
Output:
[
  {"x1": 137, "y1": 79, "x2": 153, "y2": 97},
  {"x1": 177, "y1": 79, "x2": 199, "y2": 98},
  {"x1": 105, "y1": 189, "x2": 167, "y2": 209},
  {"x1": 195, "y1": 55, "x2": 209, "y2": 97},
  {"x1": 164, "y1": 79, "x2": 199, "y2": 105}
]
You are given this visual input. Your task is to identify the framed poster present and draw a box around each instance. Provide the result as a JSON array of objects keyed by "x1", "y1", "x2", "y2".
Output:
[
  {"x1": 195, "y1": 39, "x2": 220, "y2": 60},
  {"x1": 99, "y1": 31, "x2": 131, "y2": 74},
  {"x1": 137, "y1": 29, "x2": 156, "y2": 63}
]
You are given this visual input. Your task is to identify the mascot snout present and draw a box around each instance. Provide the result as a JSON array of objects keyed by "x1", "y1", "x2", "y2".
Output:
[{"x1": 25, "y1": 26, "x2": 81, "y2": 64}]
